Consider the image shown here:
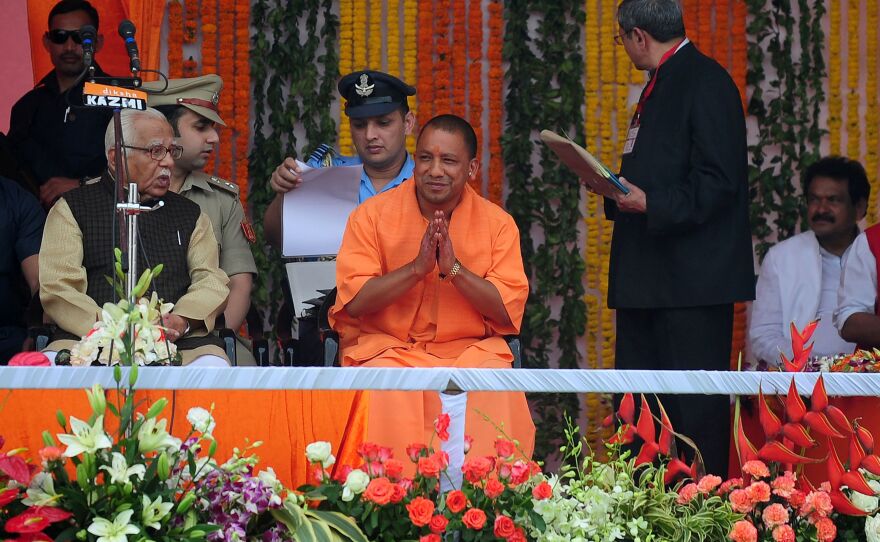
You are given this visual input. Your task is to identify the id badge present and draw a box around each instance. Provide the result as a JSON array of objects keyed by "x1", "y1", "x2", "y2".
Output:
[{"x1": 623, "y1": 125, "x2": 639, "y2": 155}]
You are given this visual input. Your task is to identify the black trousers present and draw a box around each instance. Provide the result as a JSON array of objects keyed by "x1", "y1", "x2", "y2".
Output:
[{"x1": 614, "y1": 304, "x2": 732, "y2": 476}]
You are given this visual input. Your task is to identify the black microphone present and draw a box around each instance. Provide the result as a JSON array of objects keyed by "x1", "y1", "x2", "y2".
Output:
[
  {"x1": 79, "y1": 25, "x2": 96, "y2": 69},
  {"x1": 117, "y1": 20, "x2": 140, "y2": 72}
]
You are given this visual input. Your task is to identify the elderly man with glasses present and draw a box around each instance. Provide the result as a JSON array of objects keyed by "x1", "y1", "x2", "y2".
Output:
[
  {"x1": 8, "y1": 0, "x2": 115, "y2": 209},
  {"x1": 39, "y1": 108, "x2": 231, "y2": 366}
]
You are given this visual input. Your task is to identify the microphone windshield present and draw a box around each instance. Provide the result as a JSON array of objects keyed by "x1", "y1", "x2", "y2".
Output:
[
  {"x1": 80, "y1": 24, "x2": 97, "y2": 42},
  {"x1": 118, "y1": 19, "x2": 136, "y2": 38}
]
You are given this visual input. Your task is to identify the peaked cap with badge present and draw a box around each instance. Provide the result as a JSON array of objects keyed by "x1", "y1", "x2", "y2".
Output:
[
  {"x1": 143, "y1": 74, "x2": 226, "y2": 126},
  {"x1": 338, "y1": 70, "x2": 416, "y2": 119}
]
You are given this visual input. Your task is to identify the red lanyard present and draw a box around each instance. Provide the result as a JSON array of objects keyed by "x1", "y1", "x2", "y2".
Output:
[{"x1": 634, "y1": 39, "x2": 686, "y2": 119}]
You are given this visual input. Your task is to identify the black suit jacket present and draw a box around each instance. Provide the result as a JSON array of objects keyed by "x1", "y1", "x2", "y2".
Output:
[{"x1": 605, "y1": 42, "x2": 755, "y2": 309}]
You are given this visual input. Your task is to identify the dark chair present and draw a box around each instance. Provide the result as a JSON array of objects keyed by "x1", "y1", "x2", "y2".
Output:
[{"x1": 317, "y1": 288, "x2": 522, "y2": 368}]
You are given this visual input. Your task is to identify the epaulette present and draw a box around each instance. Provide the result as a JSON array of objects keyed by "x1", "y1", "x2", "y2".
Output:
[
  {"x1": 308, "y1": 143, "x2": 337, "y2": 168},
  {"x1": 206, "y1": 176, "x2": 240, "y2": 195}
]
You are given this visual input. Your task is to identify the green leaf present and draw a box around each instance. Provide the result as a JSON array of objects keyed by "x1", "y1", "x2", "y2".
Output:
[{"x1": 307, "y1": 510, "x2": 369, "y2": 542}]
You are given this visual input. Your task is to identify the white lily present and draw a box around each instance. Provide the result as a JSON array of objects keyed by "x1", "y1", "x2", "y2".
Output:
[
  {"x1": 141, "y1": 494, "x2": 174, "y2": 530},
  {"x1": 137, "y1": 417, "x2": 179, "y2": 454},
  {"x1": 22, "y1": 472, "x2": 60, "y2": 506},
  {"x1": 57, "y1": 415, "x2": 112, "y2": 457},
  {"x1": 87, "y1": 509, "x2": 140, "y2": 542},
  {"x1": 100, "y1": 452, "x2": 146, "y2": 484}
]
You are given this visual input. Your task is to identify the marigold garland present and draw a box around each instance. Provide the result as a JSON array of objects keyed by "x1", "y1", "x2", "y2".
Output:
[
  {"x1": 828, "y1": 1, "x2": 842, "y2": 155},
  {"x1": 467, "y1": 0, "x2": 483, "y2": 194},
  {"x1": 338, "y1": 0, "x2": 354, "y2": 155},
  {"x1": 403, "y1": 0, "x2": 418, "y2": 153},
  {"x1": 715, "y1": 0, "x2": 730, "y2": 68},
  {"x1": 368, "y1": 0, "x2": 382, "y2": 70},
  {"x1": 386, "y1": 0, "x2": 401, "y2": 80},
  {"x1": 486, "y1": 0, "x2": 503, "y2": 206},
  {"x1": 353, "y1": 1, "x2": 367, "y2": 71},
  {"x1": 167, "y1": 1, "x2": 183, "y2": 79},
  {"x1": 215, "y1": 0, "x2": 235, "y2": 180},
  {"x1": 846, "y1": 0, "x2": 861, "y2": 161},
  {"x1": 416, "y1": 0, "x2": 435, "y2": 126},
  {"x1": 183, "y1": 0, "x2": 197, "y2": 44},
  {"x1": 183, "y1": 57, "x2": 198, "y2": 78},
  {"x1": 434, "y1": 0, "x2": 451, "y2": 115},
  {"x1": 867, "y1": 0, "x2": 880, "y2": 220},
  {"x1": 697, "y1": 0, "x2": 712, "y2": 56},
  {"x1": 233, "y1": 0, "x2": 250, "y2": 207},
  {"x1": 683, "y1": 0, "x2": 699, "y2": 48},
  {"x1": 451, "y1": 0, "x2": 467, "y2": 119},
  {"x1": 201, "y1": 0, "x2": 217, "y2": 75}
]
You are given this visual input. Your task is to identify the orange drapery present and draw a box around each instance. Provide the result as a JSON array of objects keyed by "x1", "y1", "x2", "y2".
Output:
[{"x1": 27, "y1": 0, "x2": 163, "y2": 84}]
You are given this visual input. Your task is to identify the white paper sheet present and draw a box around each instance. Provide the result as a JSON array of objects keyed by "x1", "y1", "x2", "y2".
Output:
[
  {"x1": 285, "y1": 260, "x2": 337, "y2": 317},
  {"x1": 281, "y1": 160, "x2": 362, "y2": 257}
]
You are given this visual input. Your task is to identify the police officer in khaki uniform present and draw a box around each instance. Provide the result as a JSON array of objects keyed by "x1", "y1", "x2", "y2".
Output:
[{"x1": 144, "y1": 74, "x2": 258, "y2": 365}]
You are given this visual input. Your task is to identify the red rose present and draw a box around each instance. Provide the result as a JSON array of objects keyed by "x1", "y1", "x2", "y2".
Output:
[
  {"x1": 508, "y1": 526, "x2": 527, "y2": 542},
  {"x1": 532, "y1": 480, "x2": 552, "y2": 500},
  {"x1": 357, "y1": 442, "x2": 380, "y2": 462},
  {"x1": 390, "y1": 483, "x2": 407, "y2": 503},
  {"x1": 446, "y1": 490, "x2": 468, "y2": 513},
  {"x1": 407, "y1": 443, "x2": 427, "y2": 462},
  {"x1": 494, "y1": 438, "x2": 516, "y2": 459},
  {"x1": 462, "y1": 508, "x2": 487, "y2": 531},
  {"x1": 418, "y1": 456, "x2": 441, "y2": 479},
  {"x1": 493, "y1": 515, "x2": 516, "y2": 538},
  {"x1": 484, "y1": 478, "x2": 505, "y2": 499},
  {"x1": 406, "y1": 496, "x2": 435, "y2": 527},
  {"x1": 419, "y1": 535, "x2": 441, "y2": 542},
  {"x1": 332, "y1": 464, "x2": 352, "y2": 483},
  {"x1": 429, "y1": 514, "x2": 449, "y2": 534},
  {"x1": 363, "y1": 477, "x2": 395, "y2": 505},
  {"x1": 385, "y1": 459, "x2": 404, "y2": 481},
  {"x1": 434, "y1": 413, "x2": 450, "y2": 441},
  {"x1": 462, "y1": 456, "x2": 494, "y2": 484},
  {"x1": 433, "y1": 450, "x2": 450, "y2": 469}
]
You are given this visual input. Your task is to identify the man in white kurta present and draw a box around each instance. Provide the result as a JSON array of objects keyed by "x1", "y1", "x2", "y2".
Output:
[{"x1": 750, "y1": 157, "x2": 868, "y2": 366}]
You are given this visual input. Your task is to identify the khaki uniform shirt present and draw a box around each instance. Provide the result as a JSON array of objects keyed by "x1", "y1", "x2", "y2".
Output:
[
  {"x1": 178, "y1": 171, "x2": 256, "y2": 277},
  {"x1": 40, "y1": 197, "x2": 230, "y2": 364}
]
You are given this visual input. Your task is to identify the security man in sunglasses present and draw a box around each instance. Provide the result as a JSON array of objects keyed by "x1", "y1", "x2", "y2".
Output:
[{"x1": 8, "y1": 0, "x2": 113, "y2": 209}]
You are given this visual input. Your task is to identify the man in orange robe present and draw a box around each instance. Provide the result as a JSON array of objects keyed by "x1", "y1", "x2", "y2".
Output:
[{"x1": 330, "y1": 114, "x2": 535, "y2": 469}]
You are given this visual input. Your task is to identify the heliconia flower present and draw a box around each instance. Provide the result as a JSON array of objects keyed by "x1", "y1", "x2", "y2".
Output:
[
  {"x1": 855, "y1": 420, "x2": 875, "y2": 453},
  {"x1": 635, "y1": 395, "x2": 655, "y2": 444},
  {"x1": 57, "y1": 415, "x2": 112, "y2": 457},
  {"x1": 784, "y1": 379, "x2": 806, "y2": 422},
  {"x1": 757, "y1": 386, "x2": 782, "y2": 439},
  {"x1": 657, "y1": 401, "x2": 675, "y2": 456},
  {"x1": 829, "y1": 488, "x2": 870, "y2": 516},
  {"x1": 782, "y1": 422, "x2": 817, "y2": 449},
  {"x1": 618, "y1": 393, "x2": 635, "y2": 424}
]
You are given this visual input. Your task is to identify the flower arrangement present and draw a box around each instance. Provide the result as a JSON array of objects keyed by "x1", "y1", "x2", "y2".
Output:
[
  {"x1": 58, "y1": 251, "x2": 180, "y2": 367},
  {"x1": 301, "y1": 413, "x2": 545, "y2": 541},
  {"x1": 0, "y1": 371, "x2": 367, "y2": 542}
]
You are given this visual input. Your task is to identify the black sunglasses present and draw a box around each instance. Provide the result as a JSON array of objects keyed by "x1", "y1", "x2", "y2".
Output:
[{"x1": 45, "y1": 29, "x2": 83, "y2": 45}]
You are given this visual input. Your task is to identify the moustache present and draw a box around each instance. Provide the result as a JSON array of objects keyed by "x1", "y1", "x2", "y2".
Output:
[{"x1": 811, "y1": 213, "x2": 835, "y2": 223}]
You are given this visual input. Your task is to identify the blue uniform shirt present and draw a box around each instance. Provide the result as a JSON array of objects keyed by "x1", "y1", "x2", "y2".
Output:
[{"x1": 306, "y1": 151, "x2": 415, "y2": 203}]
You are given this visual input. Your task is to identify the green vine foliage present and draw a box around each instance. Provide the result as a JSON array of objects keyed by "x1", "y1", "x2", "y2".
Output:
[
  {"x1": 249, "y1": 0, "x2": 339, "y2": 342},
  {"x1": 746, "y1": 0, "x2": 826, "y2": 259},
  {"x1": 503, "y1": 0, "x2": 587, "y2": 463}
]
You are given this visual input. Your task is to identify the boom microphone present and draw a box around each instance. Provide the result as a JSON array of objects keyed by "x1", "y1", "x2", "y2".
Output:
[{"x1": 118, "y1": 20, "x2": 141, "y2": 72}]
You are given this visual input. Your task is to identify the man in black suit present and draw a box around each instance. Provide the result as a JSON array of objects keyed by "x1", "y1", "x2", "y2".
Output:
[{"x1": 583, "y1": 0, "x2": 754, "y2": 476}]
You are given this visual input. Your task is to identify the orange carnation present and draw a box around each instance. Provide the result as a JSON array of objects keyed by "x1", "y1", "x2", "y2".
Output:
[{"x1": 728, "y1": 519, "x2": 758, "y2": 542}]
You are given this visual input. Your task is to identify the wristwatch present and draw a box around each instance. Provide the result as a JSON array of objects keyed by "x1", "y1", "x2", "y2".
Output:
[
  {"x1": 439, "y1": 260, "x2": 462, "y2": 282},
  {"x1": 182, "y1": 321, "x2": 191, "y2": 337}
]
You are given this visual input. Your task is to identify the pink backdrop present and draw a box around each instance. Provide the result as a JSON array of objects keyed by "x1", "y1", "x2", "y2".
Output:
[{"x1": 1, "y1": 0, "x2": 33, "y2": 133}]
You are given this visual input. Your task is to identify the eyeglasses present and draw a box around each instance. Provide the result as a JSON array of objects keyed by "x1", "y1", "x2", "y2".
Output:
[
  {"x1": 123, "y1": 144, "x2": 184, "y2": 161},
  {"x1": 45, "y1": 29, "x2": 83, "y2": 45},
  {"x1": 614, "y1": 30, "x2": 632, "y2": 46}
]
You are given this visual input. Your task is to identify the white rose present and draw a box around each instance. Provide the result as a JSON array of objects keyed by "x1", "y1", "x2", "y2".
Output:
[
  {"x1": 305, "y1": 441, "x2": 332, "y2": 464},
  {"x1": 341, "y1": 469, "x2": 370, "y2": 502},
  {"x1": 186, "y1": 407, "x2": 215, "y2": 435},
  {"x1": 866, "y1": 514, "x2": 880, "y2": 542}
]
